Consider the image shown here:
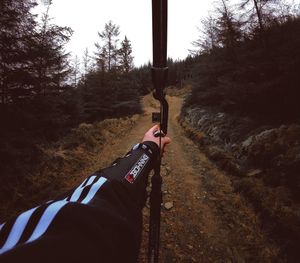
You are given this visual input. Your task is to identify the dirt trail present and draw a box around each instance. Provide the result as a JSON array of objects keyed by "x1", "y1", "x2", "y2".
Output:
[{"x1": 95, "y1": 94, "x2": 280, "y2": 262}]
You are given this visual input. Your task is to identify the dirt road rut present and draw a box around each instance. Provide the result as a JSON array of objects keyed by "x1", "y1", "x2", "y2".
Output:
[{"x1": 96, "y1": 95, "x2": 279, "y2": 262}]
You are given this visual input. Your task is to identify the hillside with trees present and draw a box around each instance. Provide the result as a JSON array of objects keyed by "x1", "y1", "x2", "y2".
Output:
[
  {"x1": 1, "y1": 0, "x2": 300, "y2": 261},
  {"x1": 0, "y1": 0, "x2": 151, "y2": 219},
  {"x1": 180, "y1": 0, "x2": 300, "y2": 260}
]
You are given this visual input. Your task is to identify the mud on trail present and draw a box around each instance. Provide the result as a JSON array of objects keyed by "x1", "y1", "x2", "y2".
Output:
[{"x1": 95, "y1": 94, "x2": 280, "y2": 262}]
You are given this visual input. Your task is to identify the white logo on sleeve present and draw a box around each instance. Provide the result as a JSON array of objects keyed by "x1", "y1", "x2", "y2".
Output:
[{"x1": 125, "y1": 154, "x2": 150, "y2": 183}]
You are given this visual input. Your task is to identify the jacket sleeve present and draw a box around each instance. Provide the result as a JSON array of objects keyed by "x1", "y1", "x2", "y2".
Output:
[{"x1": 0, "y1": 141, "x2": 159, "y2": 263}]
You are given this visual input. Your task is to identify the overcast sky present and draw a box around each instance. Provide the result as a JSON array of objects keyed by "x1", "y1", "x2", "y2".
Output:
[{"x1": 34, "y1": 0, "x2": 214, "y2": 67}]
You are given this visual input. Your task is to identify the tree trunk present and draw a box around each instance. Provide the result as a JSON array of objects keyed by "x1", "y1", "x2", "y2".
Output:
[{"x1": 253, "y1": 0, "x2": 264, "y2": 32}]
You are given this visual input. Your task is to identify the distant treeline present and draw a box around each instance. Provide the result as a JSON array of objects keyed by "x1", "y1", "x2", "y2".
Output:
[
  {"x1": 183, "y1": 0, "x2": 300, "y2": 124},
  {"x1": 0, "y1": 0, "x2": 145, "y2": 139},
  {"x1": 0, "y1": 0, "x2": 188, "y2": 193}
]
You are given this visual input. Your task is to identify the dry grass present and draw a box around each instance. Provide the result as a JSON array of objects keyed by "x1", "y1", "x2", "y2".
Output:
[
  {"x1": 0, "y1": 116, "x2": 138, "y2": 222},
  {"x1": 179, "y1": 116, "x2": 300, "y2": 260}
]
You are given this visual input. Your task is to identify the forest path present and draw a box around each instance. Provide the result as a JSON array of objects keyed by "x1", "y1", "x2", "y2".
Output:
[{"x1": 96, "y1": 94, "x2": 279, "y2": 262}]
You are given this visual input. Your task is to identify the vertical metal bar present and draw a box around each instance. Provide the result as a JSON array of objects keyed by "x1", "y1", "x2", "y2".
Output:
[{"x1": 148, "y1": 1, "x2": 168, "y2": 262}]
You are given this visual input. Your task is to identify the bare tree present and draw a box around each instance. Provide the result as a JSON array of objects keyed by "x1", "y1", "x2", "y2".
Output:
[
  {"x1": 82, "y1": 48, "x2": 92, "y2": 76},
  {"x1": 71, "y1": 55, "x2": 80, "y2": 88},
  {"x1": 190, "y1": 0, "x2": 241, "y2": 56},
  {"x1": 269, "y1": 0, "x2": 300, "y2": 23},
  {"x1": 190, "y1": 14, "x2": 218, "y2": 55},
  {"x1": 239, "y1": 0, "x2": 282, "y2": 32}
]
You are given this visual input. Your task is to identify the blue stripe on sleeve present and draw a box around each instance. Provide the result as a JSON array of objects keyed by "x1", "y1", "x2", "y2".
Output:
[
  {"x1": 81, "y1": 177, "x2": 107, "y2": 204},
  {"x1": 25, "y1": 201, "x2": 68, "y2": 244},
  {"x1": 70, "y1": 175, "x2": 97, "y2": 202},
  {"x1": 0, "y1": 176, "x2": 107, "y2": 253},
  {"x1": 0, "y1": 206, "x2": 39, "y2": 255}
]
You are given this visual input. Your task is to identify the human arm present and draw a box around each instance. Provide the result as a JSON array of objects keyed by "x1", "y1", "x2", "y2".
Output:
[{"x1": 0, "y1": 126, "x2": 171, "y2": 262}]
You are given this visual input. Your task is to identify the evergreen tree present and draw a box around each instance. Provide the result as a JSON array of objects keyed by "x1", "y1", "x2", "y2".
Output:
[
  {"x1": 30, "y1": 1, "x2": 72, "y2": 95},
  {"x1": 0, "y1": 0, "x2": 37, "y2": 103},
  {"x1": 95, "y1": 21, "x2": 120, "y2": 72},
  {"x1": 215, "y1": 0, "x2": 242, "y2": 50},
  {"x1": 119, "y1": 36, "x2": 134, "y2": 74}
]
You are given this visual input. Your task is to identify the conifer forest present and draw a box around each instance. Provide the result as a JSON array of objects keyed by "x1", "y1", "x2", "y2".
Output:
[{"x1": 1, "y1": 0, "x2": 300, "y2": 261}]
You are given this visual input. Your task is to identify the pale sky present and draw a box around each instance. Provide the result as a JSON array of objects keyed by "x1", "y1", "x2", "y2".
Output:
[{"x1": 34, "y1": 0, "x2": 214, "y2": 67}]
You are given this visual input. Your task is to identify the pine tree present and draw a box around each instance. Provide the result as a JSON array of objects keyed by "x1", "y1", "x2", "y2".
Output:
[
  {"x1": 94, "y1": 44, "x2": 107, "y2": 72},
  {"x1": 119, "y1": 36, "x2": 134, "y2": 74},
  {"x1": 30, "y1": 0, "x2": 72, "y2": 95},
  {"x1": 0, "y1": 0, "x2": 37, "y2": 103},
  {"x1": 215, "y1": 0, "x2": 242, "y2": 50},
  {"x1": 95, "y1": 21, "x2": 120, "y2": 72}
]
